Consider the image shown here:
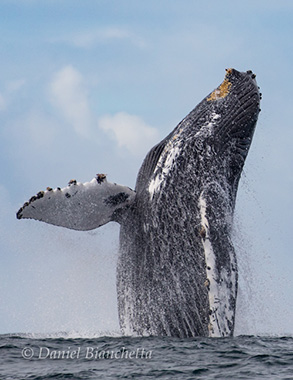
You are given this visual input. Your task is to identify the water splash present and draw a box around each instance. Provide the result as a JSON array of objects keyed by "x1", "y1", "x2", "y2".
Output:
[{"x1": 234, "y1": 172, "x2": 293, "y2": 336}]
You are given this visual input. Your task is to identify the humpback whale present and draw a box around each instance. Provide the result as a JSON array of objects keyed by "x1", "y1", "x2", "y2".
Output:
[{"x1": 17, "y1": 68, "x2": 260, "y2": 338}]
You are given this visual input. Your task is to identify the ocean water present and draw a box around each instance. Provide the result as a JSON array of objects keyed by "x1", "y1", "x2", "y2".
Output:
[{"x1": 1, "y1": 334, "x2": 293, "y2": 379}]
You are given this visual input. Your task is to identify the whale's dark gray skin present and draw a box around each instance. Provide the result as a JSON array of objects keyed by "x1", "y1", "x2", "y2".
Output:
[{"x1": 17, "y1": 69, "x2": 261, "y2": 338}]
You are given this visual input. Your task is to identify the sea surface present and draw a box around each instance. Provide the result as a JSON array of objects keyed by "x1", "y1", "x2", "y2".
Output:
[{"x1": 1, "y1": 334, "x2": 293, "y2": 379}]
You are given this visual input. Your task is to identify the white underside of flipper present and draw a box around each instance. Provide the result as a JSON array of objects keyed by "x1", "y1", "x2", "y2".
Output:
[{"x1": 17, "y1": 175, "x2": 136, "y2": 231}]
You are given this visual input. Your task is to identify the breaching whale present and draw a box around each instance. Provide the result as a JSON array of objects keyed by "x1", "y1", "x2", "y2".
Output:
[{"x1": 17, "y1": 68, "x2": 260, "y2": 338}]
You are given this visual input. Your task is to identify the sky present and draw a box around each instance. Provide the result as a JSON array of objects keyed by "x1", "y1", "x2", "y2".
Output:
[{"x1": 0, "y1": 0, "x2": 292, "y2": 336}]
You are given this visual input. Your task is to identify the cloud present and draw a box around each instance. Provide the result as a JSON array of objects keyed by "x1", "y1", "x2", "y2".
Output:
[
  {"x1": 6, "y1": 79, "x2": 26, "y2": 93},
  {"x1": 99, "y1": 112, "x2": 160, "y2": 156},
  {"x1": 49, "y1": 65, "x2": 93, "y2": 138},
  {"x1": 0, "y1": 79, "x2": 26, "y2": 113},
  {"x1": 26, "y1": 110, "x2": 57, "y2": 147},
  {"x1": 49, "y1": 65, "x2": 159, "y2": 156},
  {"x1": 54, "y1": 27, "x2": 147, "y2": 49}
]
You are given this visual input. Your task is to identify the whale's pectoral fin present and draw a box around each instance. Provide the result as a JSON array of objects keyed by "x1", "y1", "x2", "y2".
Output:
[{"x1": 16, "y1": 175, "x2": 136, "y2": 231}]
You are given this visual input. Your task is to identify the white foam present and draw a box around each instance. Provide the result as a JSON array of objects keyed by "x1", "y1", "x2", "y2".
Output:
[{"x1": 120, "y1": 286, "x2": 134, "y2": 336}]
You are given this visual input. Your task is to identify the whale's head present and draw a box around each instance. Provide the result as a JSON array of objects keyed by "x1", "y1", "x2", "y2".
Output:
[
  {"x1": 206, "y1": 68, "x2": 260, "y2": 159},
  {"x1": 136, "y1": 68, "x2": 260, "y2": 199},
  {"x1": 200, "y1": 68, "x2": 261, "y2": 192}
]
